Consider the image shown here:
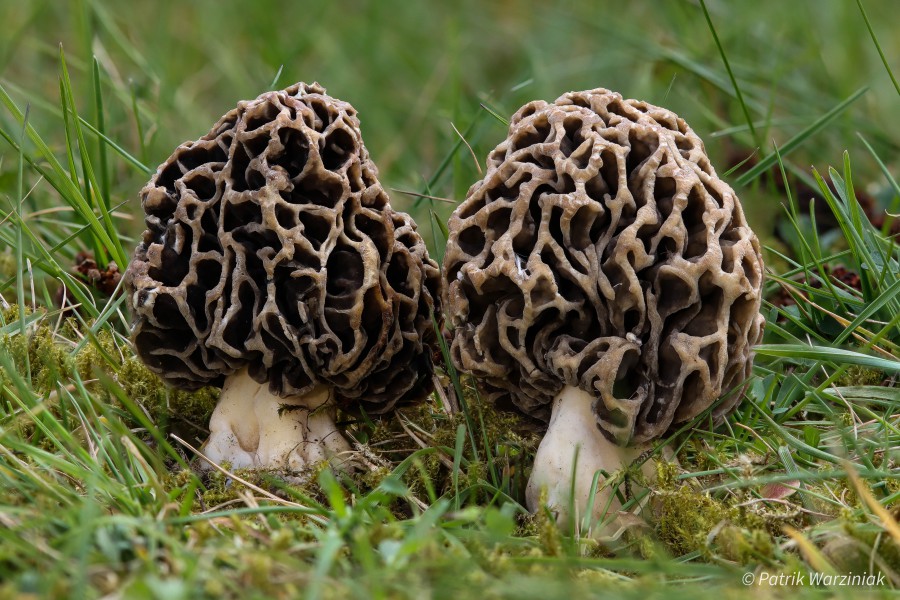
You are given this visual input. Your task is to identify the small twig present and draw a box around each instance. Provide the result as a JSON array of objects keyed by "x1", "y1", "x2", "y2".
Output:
[
  {"x1": 0, "y1": 176, "x2": 45, "y2": 227},
  {"x1": 26, "y1": 259, "x2": 35, "y2": 312},
  {"x1": 734, "y1": 422, "x2": 777, "y2": 455},
  {"x1": 170, "y1": 434, "x2": 328, "y2": 525},
  {"x1": 346, "y1": 437, "x2": 395, "y2": 475},
  {"x1": 736, "y1": 496, "x2": 832, "y2": 519},
  {"x1": 844, "y1": 460, "x2": 900, "y2": 546},
  {"x1": 804, "y1": 299, "x2": 895, "y2": 358},
  {"x1": 398, "y1": 414, "x2": 437, "y2": 441},
  {"x1": 201, "y1": 497, "x2": 265, "y2": 514},
  {"x1": 451, "y1": 121, "x2": 482, "y2": 176},
  {"x1": 121, "y1": 436, "x2": 167, "y2": 499},
  {"x1": 396, "y1": 412, "x2": 454, "y2": 470},
  {"x1": 390, "y1": 188, "x2": 458, "y2": 204},
  {"x1": 0, "y1": 512, "x2": 20, "y2": 529},
  {"x1": 822, "y1": 366, "x2": 860, "y2": 440},
  {"x1": 24, "y1": 205, "x2": 132, "y2": 220},
  {"x1": 236, "y1": 489, "x2": 272, "y2": 530},
  {"x1": 432, "y1": 375, "x2": 457, "y2": 416}
]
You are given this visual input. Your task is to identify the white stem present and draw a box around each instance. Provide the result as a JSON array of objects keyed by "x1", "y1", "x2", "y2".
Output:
[
  {"x1": 525, "y1": 385, "x2": 657, "y2": 535},
  {"x1": 201, "y1": 367, "x2": 352, "y2": 472}
]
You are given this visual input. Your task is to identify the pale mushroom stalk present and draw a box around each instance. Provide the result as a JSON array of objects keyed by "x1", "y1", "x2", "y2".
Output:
[
  {"x1": 524, "y1": 385, "x2": 655, "y2": 529},
  {"x1": 202, "y1": 367, "x2": 352, "y2": 471}
]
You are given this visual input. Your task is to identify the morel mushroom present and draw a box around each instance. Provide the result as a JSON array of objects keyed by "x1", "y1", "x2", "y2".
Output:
[
  {"x1": 443, "y1": 88, "x2": 764, "y2": 528},
  {"x1": 125, "y1": 82, "x2": 441, "y2": 472}
]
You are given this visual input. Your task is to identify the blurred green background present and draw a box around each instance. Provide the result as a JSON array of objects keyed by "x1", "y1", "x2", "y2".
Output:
[{"x1": 1, "y1": 0, "x2": 898, "y2": 259}]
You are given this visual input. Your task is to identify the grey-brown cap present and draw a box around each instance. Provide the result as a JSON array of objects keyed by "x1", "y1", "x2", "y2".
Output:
[
  {"x1": 442, "y1": 88, "x2": 764, "y2": 445},
  {"x1": 125, "y1": 82, "x2": 441, "y2": 414}
]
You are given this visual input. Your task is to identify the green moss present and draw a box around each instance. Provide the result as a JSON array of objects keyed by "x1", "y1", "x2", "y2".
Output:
[
  {"x1": 675, "y1": 439, "x2": 724, "y2": 474},
  {"x1": 514, "y1": 508, "x2": 540, "y2": 536},
  {"x1": 652, "y1": 472, "x2": 772, "y2": 559},
  {"x1": 0, "y1": 308, "x2": 79, "y2": 451},
  {"x1": 345, "y1": 371, "x2": 545, "y2": 517},
  {"x1": 73, "y1": 327, "x2": 118, "y2": 382},
  {"x1": 200, "y1": 466, "x2": 277, "y2": 508},
  {"x1": 119, "y1": 358, "x2": 219, "y2": 429},
  {"x1": 1, "y1": 303, "x2": 27, "y2": 324},
  {"x1": 885, "y1": 478, "x2": 900, "y2": 504},
  {"x1": 0, "y1": 250, "x2": 15, "y2": 281},
  {"x1": 73, "y1": 328, "x2": 219, "y2": 439},
  {"x1": 0, "y1": 307, "x2": 73, "y2": 395},
  {"x1": 716, "y1": 525, "x2": 776, "y2": 563},
  {"x1": 834, "y1": 365, "x2": 885, "y2": 387},
  {"x1": 839, "y1": 521, "x2": 900, "y2": 572},
  {"x1": 534, "y1": 487, "x2": 564, "y2": 557},
  {"x1": 655, "y1": 460, "x2": 679, "y2": 491},
  {"x1": 359, "y1": 465, "x2": 392, "y2": 490}
]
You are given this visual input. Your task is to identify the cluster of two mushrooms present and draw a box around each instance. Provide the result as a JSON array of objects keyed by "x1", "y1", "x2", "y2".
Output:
[{"x1": 124, "y1": 84, "x2": 764, "y2": 532}]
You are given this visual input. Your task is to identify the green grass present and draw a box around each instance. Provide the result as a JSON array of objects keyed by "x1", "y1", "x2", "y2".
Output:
[{"x1": 1, "y1": 0, "x2": 900, "y2": 598}]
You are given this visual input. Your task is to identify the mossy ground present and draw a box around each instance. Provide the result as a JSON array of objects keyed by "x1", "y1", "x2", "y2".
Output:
[{"x1": 3, "y1": 307, "x2": 899, "y2": 600}]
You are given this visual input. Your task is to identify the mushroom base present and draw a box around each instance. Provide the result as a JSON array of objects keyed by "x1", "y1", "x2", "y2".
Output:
[
  {"x1": 200, "y1": 367, "x2": 353, "y2": 472},
  {"x1": 525, "y1": 385, "x2": 658, "y2": 536}
]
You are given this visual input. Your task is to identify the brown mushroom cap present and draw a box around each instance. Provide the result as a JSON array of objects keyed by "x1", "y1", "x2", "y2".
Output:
[
  {"x1": 125, "y1": 82, "x2": 441, "y2": 414},
  {"x1": 443, "y1": 88, "x2": 764, "y2": 445}
]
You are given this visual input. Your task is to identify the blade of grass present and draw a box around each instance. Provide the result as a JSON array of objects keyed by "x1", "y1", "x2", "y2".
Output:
[
  {"x1": 129, "y1": 81, "x2": 148, "y2": 165},
  {"x1": 734, "y1": 87, "x2": 867, "y2": 187},
  {"x1": 833, "y1": 278, "x2": 900, "y2": 346},
  {"x1": 855, "y1": 0, "x2": 900, "y2": 98},
  {"x1": 15, "y1": 104, "x2": 30, "y2": 380},
  {"x1": 755, "y1": 343, "x2": 900, "y2": 373},
  {"x1": 431, "y1": 313, "x2": 479, "y2": 463},
  {"x1": 478, "y1": 101, "x2": 509, "y2": 127},
  {"x1": 429, "y1": 208, "x2": 449, "y2": 266},
  {"x1": 857, "y1": 133, "x2": 900, "y2": 236},
  {"x1": 269, "y1": 64, "x2": 284, "y2": 89},
  {"x1": 783, "y1": 526, "x2": 838, "y2": 575},
  {"x1": 0, "y1": 75, "x2": 150, "y2": 174},
  {"x1": 59, "y1": 71, "x2": 104, "y2": 263},
  {"x1": 59, "y1": 45, "x2": 126, "y2": 267},
  {"x1": 0, "y1": 83, "x2": 125, "y2": 270},
  {"x1": 451, "y1": 424, "x2": 465, "y2": 511},
  {"x1": 845, "y1": 461, "x2": 900, "y2": 545},
  {"x1": 413, "y1": 109, "x2": 487, "y2": 209},
  {"x1": 79, "y1": 113, "x2": 151, "y2": 174},
  {"x1": 472, "y1": 390, "x2": 501, "y2": 490},
  {"x1": 822, "y1": 162, "x2": 900, "y2": 315},
  {"x1": 0, "y1": 209, "x2": 101, "y2": 318},
  {"x1": 91, "y1": 57, "x2": 110, "y2": 210},
  {"x1": 698, "y1": 0, "x2": 759, "y2": 147}
]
